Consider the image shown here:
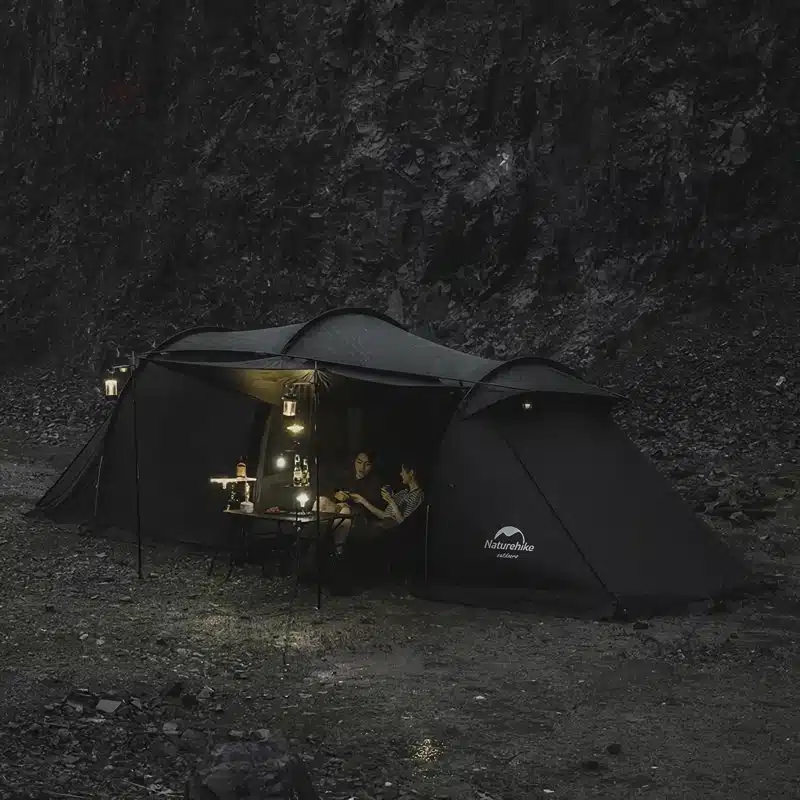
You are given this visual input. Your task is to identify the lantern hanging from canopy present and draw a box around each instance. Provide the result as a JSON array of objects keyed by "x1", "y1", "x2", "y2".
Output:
[
  {"x1": 282, "y1": 393, "x2": 297, "y2": 417},
  {"x1": 104, "y1": 377, "x2": 119, "y2": 397},
  {"x1": 275, "y1": 455, "x2": 287, "y2": 470},
  {"x1": 286, "y1": 422, "x2": 305, "y2": 435}
]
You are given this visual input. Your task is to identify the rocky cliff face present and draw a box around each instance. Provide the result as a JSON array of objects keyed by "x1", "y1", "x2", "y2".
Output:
[{"x1": 1, "y1": 1, "x2": 798, "y2": 492}]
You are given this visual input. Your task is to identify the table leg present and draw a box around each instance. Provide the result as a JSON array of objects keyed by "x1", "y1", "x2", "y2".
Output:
[{"x1": 225, "y1": 519, "x2": 245, "y2": 582}]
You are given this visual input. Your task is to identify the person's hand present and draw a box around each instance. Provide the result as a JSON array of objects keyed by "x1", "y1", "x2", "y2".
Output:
[
  {"x1": 349, "y1": 493, "x2": 365, "y2": 504},
  {"x1": 333, "y1": 490, "x2": 348, "y2": 502},
  {"x1": 381, "y1": 487, "x2": 395, "y2": 503}
]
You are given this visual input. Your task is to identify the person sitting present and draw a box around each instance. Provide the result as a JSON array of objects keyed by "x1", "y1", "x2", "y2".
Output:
[
  {"x1": 314, "y1": 449, "x2": 383, "y2": 516},
  {"x1": 349, "y1": 460, "x2": 425, "y2": 530}
]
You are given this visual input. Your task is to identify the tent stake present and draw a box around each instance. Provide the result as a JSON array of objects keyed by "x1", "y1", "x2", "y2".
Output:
[{"x1": 131, "y1": 358, "x2": 144, "y2": 580}]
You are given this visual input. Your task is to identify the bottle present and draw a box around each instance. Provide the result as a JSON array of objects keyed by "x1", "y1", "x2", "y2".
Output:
[
  {"x1": 301, "y1": 458, "x2": 310, "y2": 487},
  {"x1": 292, "y1": 455, "x2": 302, "y2": 487}
]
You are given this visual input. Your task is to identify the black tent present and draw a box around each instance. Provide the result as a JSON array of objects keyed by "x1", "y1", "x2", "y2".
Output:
[{"x1": 35, "y1": 308, "x2": 748, "y2": 614}]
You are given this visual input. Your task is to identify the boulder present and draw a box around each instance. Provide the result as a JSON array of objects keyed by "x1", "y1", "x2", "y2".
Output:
[{"x1": 186, "y1": 738, "x2": 319, "y2": 800}]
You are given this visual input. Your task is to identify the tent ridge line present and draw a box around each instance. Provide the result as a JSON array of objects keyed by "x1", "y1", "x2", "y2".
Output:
[
  {"x1": 279, "y1": 307, "x2": 409, "y2": 356},
  {"x1": 152, "y1": 349, "x2": 615, "y2": 398}
]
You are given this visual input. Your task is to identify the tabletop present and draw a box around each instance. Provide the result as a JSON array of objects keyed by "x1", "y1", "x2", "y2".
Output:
[{"x1": 223, "y1": 509, "x2": 349, "y2": 524}]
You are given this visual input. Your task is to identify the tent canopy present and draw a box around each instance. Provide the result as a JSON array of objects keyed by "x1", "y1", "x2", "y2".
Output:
[{"x1": 150, "y1": 308, "x2": 621, "y2": 410}]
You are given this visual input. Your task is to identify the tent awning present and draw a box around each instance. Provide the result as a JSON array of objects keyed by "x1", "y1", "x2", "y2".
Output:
[{"x1": 149, "y1": 308, "x2": 623, "y2": 407}]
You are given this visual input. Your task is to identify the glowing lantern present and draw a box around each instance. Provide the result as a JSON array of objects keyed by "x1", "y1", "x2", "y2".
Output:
[
  {"x1": 275, "y1": 455, "x2": 287, "y2": 470},
  {"x1": 104, "y1": 377, "x2": 119, "y2": 397},
  {"x1": 282, "y1": 393, "x2": 297, "y2": 417},
  {"x1": 296, "y1": 491, "x2": 310, "y2": 509},
  {"x1": 522, "y1": 401, "x2": 532, "y2": 410},
  {"x1": 286, "y1": 422, "x2": 305, "y2": 435}
]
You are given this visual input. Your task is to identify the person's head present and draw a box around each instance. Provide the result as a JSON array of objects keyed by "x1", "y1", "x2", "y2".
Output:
[
  {"x1": 353, "y1": 451, "x2": 374, "y2": 479},
  {"x1": 400, "y1": 461, "x2": 420, "y2": 487}
]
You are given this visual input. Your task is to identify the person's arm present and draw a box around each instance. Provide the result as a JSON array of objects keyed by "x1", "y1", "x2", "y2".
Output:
[{"x1": 350, "y1": 493, "x2": 392, "y2": 520}]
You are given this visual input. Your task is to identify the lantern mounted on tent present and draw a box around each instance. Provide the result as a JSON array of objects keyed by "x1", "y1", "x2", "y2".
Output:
[
  {"x1": 104, "y1": 376, "x2": 119, "y2": 397},
  {"x1": 102, "y1": 356, "x2": 137, "y2": 399},
  {"x1": 275, "y1": 455, "x2": 288, "y2": 470},
  {"x1": 282, "y1": 389, "x2": 297, "y2": 417}
]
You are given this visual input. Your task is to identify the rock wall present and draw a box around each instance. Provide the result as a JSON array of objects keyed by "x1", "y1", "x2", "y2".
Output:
[{"x1": 0, "y1": 0, "x2": 797, "y2": 484}]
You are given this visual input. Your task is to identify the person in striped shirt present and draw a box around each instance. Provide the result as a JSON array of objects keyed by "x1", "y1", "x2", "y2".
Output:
[{"x1": 349, "y1": 460, "x2": 424, "y2": 526}]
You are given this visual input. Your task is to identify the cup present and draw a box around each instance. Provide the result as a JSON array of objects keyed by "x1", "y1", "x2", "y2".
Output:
[{"x1": 240, "y1": 501, "x2": 254, "y2": 514}]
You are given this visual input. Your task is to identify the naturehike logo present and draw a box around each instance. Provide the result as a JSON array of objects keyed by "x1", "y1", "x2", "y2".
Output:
[{"x1": 484, "y1": 526, "x2": 535, "y2": 559}]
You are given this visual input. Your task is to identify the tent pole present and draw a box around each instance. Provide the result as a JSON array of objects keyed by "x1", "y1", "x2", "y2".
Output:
[
  {"x1": 312, "y1": 364, "x2": 322, "y2": 610},
  {"x1": 423, "y1": 504, "x2": 430, "y2": 581},
  {"x1": 92, "y1": 453, "x2": 105, "y2": 527},
  {"x1": 131, "y1": 357, "x2": 144, "y2": 580}
]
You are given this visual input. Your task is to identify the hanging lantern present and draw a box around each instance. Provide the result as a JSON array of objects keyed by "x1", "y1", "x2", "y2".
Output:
[
  {"x1": 286, "y1": 422, "x2": 305, "y2": 435},
  {"x1": 522, "y1": 400, "x2": 532, "y2": 410},
  {"x1": 282, "y1": 392, "x2": 297, "y2": 417},
  {"x1": 104, "y1": 377, "x2": 119, "y2": 397},
  {"x1": 296, "y1": 491, "x2": 310, "y2": 509},
  {"x1": 275, "y1": 455, "x2": 287, "y2": 470}
]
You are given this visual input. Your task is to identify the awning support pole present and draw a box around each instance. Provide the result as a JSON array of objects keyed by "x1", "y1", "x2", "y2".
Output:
[
  {"x1": 312, "y1": 363, "x2": 322, "y2": 610},
  {"x1": 131, "y1": 354, "x2": 144, "y2": 580}
]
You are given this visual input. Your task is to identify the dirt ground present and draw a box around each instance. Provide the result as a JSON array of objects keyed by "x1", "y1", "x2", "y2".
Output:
[{"x1": 0, "y1": 432, "x2": 798, "y2": 799}]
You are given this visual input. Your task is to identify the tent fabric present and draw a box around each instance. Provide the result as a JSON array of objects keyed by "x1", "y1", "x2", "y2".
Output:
[
  {"x1": 459, "y1": 358, "x2": 620, "y2": 417},
  {"x1": 33, "y1": 415, "x2": 111, "y2": 521},
  {"x1": 427, "y1": 399, "x2": 749, "y2": 614},
  {"x1": 427, "y1": 415, "x2": 607, "y2": 594},
  {"x1": 34, "y1": 307, "x2": 750, "y2": 615},
  {"x1": 96, "y1": 362, "x2": 262, "y2": 547},
  {"x1": 495, "y1": 406, "x2": 749, "y2": 605},
  {"x1": 154, "y1": 309, "x2": 615, "y2": 407}
]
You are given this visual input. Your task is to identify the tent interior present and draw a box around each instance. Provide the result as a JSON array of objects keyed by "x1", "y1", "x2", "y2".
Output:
[{"x1": 154, "y1": 359, "x2": 460, "y2": 520}]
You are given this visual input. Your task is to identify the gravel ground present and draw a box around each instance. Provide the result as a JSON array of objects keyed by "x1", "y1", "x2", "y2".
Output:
[{"x1": 0, "y1": 432, "x2": 798, "y2": 799}]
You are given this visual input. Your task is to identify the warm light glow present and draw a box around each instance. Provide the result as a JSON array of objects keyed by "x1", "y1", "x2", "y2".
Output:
[
  {"x1": 296, "y1": 491, "x2": 310, "y2": 508},
  {"x1": 286, "y1": 422, "x2": 305, "y2": 435},
  {"x1": 104, "y1": 378, "x2": 119, "y2": 397},
  {"x1": 522, "y1": 401, "x2": 532, "y2": 410},
  {"x1": 282, "y1": 398, "x2": 297, "y2": 417},
  {"x1": 275, "y1": 455, "x2": 287, "y2": 469}
]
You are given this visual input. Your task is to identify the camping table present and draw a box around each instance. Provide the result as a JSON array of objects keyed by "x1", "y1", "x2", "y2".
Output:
[{"x1": 218, "y1": 509, "x2": 349, "y2": 607}]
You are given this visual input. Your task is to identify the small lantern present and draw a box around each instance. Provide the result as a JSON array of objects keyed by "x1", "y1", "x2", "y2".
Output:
[
  {"x1": 104, "y1": 377, "x2": 119, "y2": 397},
  {"x1": 286, "y1": 422, "x2": 305, "y2": 435},
  {"x1": 282, "y1": 392, "x2": 297, "y2": 417},
  {"x1": 522, "y1": 400, "x2": 532, "y2": 411},
  {"x1": 275, "y1": 455, "x2": 287, "y2": 470},
  {"x1": 296, "y1": 491, "x2": 310, "y2": 509}
]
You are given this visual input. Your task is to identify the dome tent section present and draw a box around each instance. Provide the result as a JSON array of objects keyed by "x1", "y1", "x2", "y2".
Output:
[{"x1": 427, "y1": 387, "x2": 750, "y2": 615}]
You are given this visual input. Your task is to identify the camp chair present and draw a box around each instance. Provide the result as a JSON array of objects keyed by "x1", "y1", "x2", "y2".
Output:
[
  {"x1": 343, "y1": 503, "x2": 430, "y2": 587},
  {"x1": 385, "y1": 502, "x2": 430, "y2": 581}
]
